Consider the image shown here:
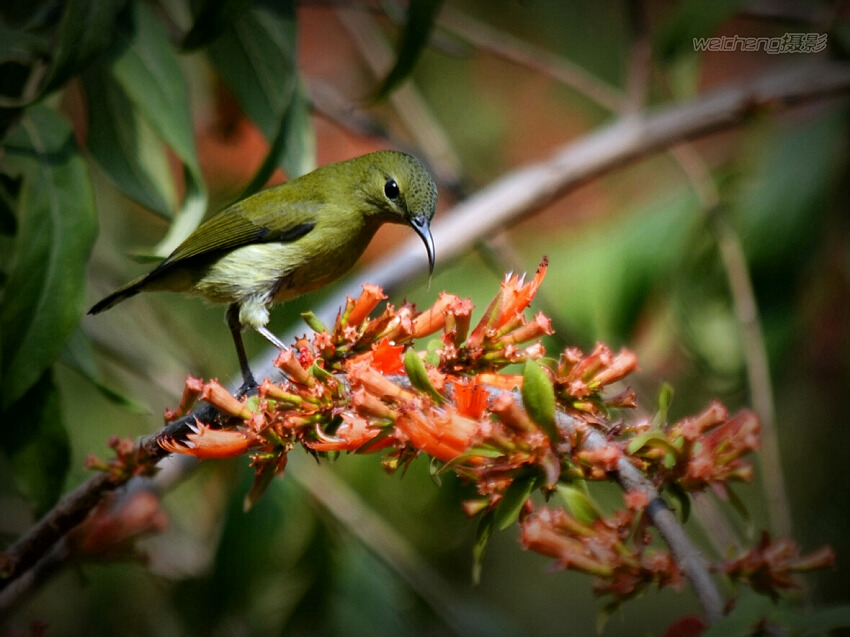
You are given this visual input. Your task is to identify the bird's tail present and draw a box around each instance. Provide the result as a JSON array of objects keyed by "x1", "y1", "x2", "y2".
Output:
[{"x1": 88, "y1": 275, "x2": 148, "y2": 315}]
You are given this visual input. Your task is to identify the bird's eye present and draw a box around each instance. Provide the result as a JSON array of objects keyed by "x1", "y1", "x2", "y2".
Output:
[{"x1": 384, "y1": 179, "x2": 400, "y2": 200}]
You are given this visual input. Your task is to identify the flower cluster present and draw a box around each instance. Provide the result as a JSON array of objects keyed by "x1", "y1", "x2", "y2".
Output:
[
  {"x1": 715, "y1": 532, "x2": 836, "y2": 600},
  {"x1": 85, "y1": 435, "x2": 159, "y2": 482},
  {"x1": 521, "y1": 505, "x2": 683, "y2": 601},
  {"x1": 148, "y1": 258, "x2": 830, "y2": 608},
  {"x1": 627, "y1": 401, "x2": 761, "y2": 496}
]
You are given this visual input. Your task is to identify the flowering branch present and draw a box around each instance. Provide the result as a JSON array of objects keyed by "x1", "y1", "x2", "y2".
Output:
[{"x1": 1, "y1": 261, "x2": 834, "y2": 626}]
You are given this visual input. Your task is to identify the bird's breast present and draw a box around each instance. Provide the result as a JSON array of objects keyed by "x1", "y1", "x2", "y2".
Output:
[{"x1": 191, "y1": 218, "x2": 379, "y2": 306}]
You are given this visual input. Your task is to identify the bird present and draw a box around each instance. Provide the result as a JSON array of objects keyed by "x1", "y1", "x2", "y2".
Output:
[{"x1": 89, "y1": 150, "x2": 437, "y2": 387}]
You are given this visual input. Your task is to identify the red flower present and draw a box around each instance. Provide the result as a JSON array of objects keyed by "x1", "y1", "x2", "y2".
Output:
[
  {"x1": 370, "y1": 338, "x2": 405, "y2": 375},
  {"x1": 452, "y1": 379, "x2": 490, "y2": 419}
]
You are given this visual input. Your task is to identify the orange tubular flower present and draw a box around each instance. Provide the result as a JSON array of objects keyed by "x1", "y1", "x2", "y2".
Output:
[
  {"x1": 395, "y1": 403, "x2": 480, "y2": 463},
  {"x1": 159, "y1": 419, "x2": 254, "y2": 459},
  {"x1": 275, "y1": 348, "x2": 315, "y2": 386},
  {"x1": 411, "y1": 292, "x2": 461, "y2": 338},
  {"x1": 347, "y1": 359, "x2": 416, "y2": 403},
  {"x1": 201, "y1": 380, "x2": 255, "y2": 420},
  {"x1": 345, "y1": 284, "x2": 387, "y2": 326},
  {"x1": 164, "y1": 376, "x2": 204, "y2": 421},
  {"x1": 499, "y1": 312, "x2": 554, "y2": 346},
  {"x1": 589, "y1": 348, "x2": 638, "y2": 388}
]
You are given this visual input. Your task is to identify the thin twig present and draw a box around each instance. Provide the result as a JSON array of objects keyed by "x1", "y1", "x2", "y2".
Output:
[
  {"x1": 437, "y1": 6, "x2": 623, "y2": 112},
  {"x1": 670, "y1": 144, "x2": 793, "y2": 537}
]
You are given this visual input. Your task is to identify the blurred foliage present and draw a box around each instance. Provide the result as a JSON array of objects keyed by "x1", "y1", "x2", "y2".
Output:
[{"x1": 2, "y1": 0, "x2": 850, "y2": 635}]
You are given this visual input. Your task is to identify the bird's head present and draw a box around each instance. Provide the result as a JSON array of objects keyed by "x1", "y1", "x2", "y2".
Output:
[{"x1": 358, "y1": 150, "x2": 438, "y2": 274}]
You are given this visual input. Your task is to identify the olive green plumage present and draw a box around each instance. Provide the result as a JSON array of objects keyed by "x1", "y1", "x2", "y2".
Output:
[{"x1": 89, "y1": 150, "x2": 438, "y2": 385}]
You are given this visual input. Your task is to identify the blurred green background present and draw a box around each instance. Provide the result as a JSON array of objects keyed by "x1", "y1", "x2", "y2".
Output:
[{"x1": 2, "y1": 0, "x2": 849, "y2": 635}]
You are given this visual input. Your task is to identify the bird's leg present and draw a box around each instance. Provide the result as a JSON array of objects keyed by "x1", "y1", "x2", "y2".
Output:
[{"x1": 226, "y1": 303, "x2": 257, "y2": 393}]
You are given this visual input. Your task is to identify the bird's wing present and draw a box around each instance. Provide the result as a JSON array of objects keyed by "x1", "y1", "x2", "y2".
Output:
[{"x1": 161, "y1": 193, "x2": 320, "y2": 267}]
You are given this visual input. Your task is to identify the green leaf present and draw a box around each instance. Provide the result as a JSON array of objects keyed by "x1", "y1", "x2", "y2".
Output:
[
  {"x1": 374, "y1": 0, "x2": 444, "y2": 100},
  {"x1": 108, "y1": 1, "x2": 208, "y2": 255},
  {"x1": 0, "y1": 369, "x2": 70, "y2": 515},
  {"x1": 207, "y1": 0, "x2": 316, "y2": 181},
  {"x1": 182, "y1": 0, "x2": 253, "y2": 51},
  {"x1": 82, "y1": 65, "x2": 176, "y2": 218},
  {"x1": 521, "y1": 359, "x2": 557, "y2": 441},
  {"x1": 494, "y1": 474, "x2": 538, "y2": 530},
  {"x1": 556, "y1": 483, "x2": 601, "y2": 525},
  {"x1": 472, "y1": 509, "x2": 495, "y2": 585},
  {"x1": 59, "y1": 328, "x2": 148, "y2": 413},
  {"x1": 41, "y1": 0, "x2": 128, "y2": 96},
  {"x1": 236, "y1": 78, "x2": 315, "y2": 200},
  {"x1": 1, "y1": 106, "x2": 97, "y2": 410},
  {"x1": 403, "y1": 347, "x2": 444, "y2": 404}
]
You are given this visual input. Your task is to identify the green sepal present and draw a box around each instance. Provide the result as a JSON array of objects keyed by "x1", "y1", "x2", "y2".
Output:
[{"x1": 301, "y1": 311, "x2": 329, "y2": 334}]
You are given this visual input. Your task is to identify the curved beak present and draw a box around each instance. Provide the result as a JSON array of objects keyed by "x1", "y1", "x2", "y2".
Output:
[{"x1": 409, "y1": 215, "x2": 435, "y2": 275}]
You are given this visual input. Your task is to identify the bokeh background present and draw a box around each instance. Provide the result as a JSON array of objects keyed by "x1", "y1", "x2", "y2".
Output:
[{"x1": 2, "y1": 1, "x2": 849, "y2": 635}]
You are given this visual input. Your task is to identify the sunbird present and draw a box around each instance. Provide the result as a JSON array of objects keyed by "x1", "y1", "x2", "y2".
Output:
[{"x1": 89, "y1": 150, "x2": 437, "y2": 386}]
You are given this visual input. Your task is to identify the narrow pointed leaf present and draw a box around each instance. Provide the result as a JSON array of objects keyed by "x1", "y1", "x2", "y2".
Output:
[
  {"x1": 403, "y1": 347, "x2": 444, "y2": 404},
  {"x1": 60, "y1": 329, "x2": 148, "y2": 413},
  {"x1": 109, "y1": 1, "x2": 208, "y2": 255},
  {"x1": 494, "y1": 474, "x2": 538, "y2": 530},
  {"x1": 207, "y1": 0, "x2": 315, "y2": 181},
  {"x1": 41, "y1": 0, "x2": 127, "y2": 96},
  {"x1": 374, "y1": 0, "x2": 444, "y2": 100},
  {"x1": 236, "y1": 78, "x2": 315, "y2": 200},
  {"x1": 472, "y1": 509, "x2": 495, "y2": 585},
  {"x1": 556, "y1": 483, "x2": 602, "y2": 525},
  {"x1": 82, "y1": 65, "x2": 175, "y2": 218},
  {"x1": 521, "y1": 358, "x2": 557, "y2": 441},
  {"x1": 1, "y1": 106, "x2": 97, "y2": 409},
  {"x1": 182, "y1": 0, "x2": 253, "y2": 51}
]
